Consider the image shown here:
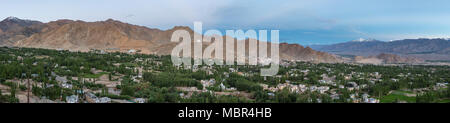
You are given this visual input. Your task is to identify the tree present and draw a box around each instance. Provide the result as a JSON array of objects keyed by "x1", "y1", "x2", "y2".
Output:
[
  {"x1": 121, "y1": 85, "x2": 135, "y2": 96},
  {"x1": 10, "y1": 83, "x2": 17, "y2": 98},
  {"x1": 97, "y1": 87, "x2": 108, "y2": 97},
  {"x1": 447, "y1": 86, "x2": 450, "y2": 98}
]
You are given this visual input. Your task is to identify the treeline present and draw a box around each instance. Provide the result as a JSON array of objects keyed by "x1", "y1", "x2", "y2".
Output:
[
  {"x1": 143, "y1": 72, "x2": 204, "y2": 89},
  {"x1": 253, "y1": 89, "x2": 336, "y2": 103},
  {"x1": 225, "y1": 73, "x2": 262, "y2": 92},
  {"x1": 416, "y1": 87, "x2": 450, "y2": 103}
]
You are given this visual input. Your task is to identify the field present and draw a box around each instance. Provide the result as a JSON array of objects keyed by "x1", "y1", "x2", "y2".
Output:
[{"x1": 380, "y1": 91, "x2": 416, "y2": 103}]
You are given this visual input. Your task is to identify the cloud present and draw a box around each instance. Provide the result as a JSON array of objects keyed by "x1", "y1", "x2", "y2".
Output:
[
  {"x1": 2, "y1": 0, "x2": 450, "y2": 43},
  {"x1": 133, "y1": 0, "x2": 236, "y2": 28}
]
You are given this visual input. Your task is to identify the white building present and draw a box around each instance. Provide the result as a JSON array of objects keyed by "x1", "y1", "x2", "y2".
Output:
[
  {"x1": 66, "y1": 95, "x2": 79, "y2": 103},
  {"x1": 134, "y1": 98, "x2": 146, "y2": 103},
  {"x1": 128, "y1": 49, "x2": 136, "y2": 54},
  {"x1": 61, "y1": 83, "x2": 73, "y2": 89},
  {"x1": 98, "y1": 97, "x2": 111, "y2": 103}
]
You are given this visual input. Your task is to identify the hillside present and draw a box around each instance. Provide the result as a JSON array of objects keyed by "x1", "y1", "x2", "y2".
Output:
[
  {"x1": 0, "y1": 17, "x2": 341, "y2": 63},
  {"x1": 313, "y1": 38, "x2": 450, "y2": 61},
  {"x1": 0, "y1": 17, "x2": 44, "y2": 46}
]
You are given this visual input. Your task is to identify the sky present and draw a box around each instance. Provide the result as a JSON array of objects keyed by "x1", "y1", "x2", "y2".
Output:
[{"x1": 2, "y1": 0, "x2": 450, "y2": 45}]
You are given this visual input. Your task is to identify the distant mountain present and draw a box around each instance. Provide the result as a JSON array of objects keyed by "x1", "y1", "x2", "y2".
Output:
[
  {"x1": 0, "y1": 17, "x2": 43, "y2": 31},
  {"x1": 2, "y1": 17, "x2": 341, "y2": 63},
  {"x1": 0, "y1": 16, "x2": 44, "y2": 46},
  {"x1": 312, "y1": 38, "x2": 450, "y2": 61},
  {"x1": 279, "y1": 43, "x2": 340, "y2": 63},
  {"x1": 354, "y1": 53, "x2": 424, "y2": 64},
  {"x1": 16, "y1": 19, "x2": 175, "y2": 54},
  {"x1": 374, "y1": 53, "x2": 424, "y2": 64}
]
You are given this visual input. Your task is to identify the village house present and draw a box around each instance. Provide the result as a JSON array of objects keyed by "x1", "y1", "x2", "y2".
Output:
[
  {"x1": 200, "y1": 79, "x2": 216, "y2": 90},
  {"x1": 229, "y1": 68, "x2": 237, "y2": 73},
  {"x1": 317, "y1": 86, "x2": 330, "y2": 94},
  {"x1": 128, "y1": 49, "x2": 136, "y2": 54},
  {"x1": 99, "y1": 97, "x2": 111, "y2": 103},
  {"x1": 134, "y1": 98, "x2": 146, "y2": 103},
  {"x1": 61, "y1": 83, "x2": 73, "y2": 89},
  {"x1": 85, "y1": 93, "x2": 99, "y2": 103},
  {"x1": 219, "y1": 83, "x2": 236, "y2": 91},
  {"x1": 66, "y1": 95, "x2": 79, "y2": 103},
  {"x1": 85, "y1": 92, "x2": 111, "y2": 103}
]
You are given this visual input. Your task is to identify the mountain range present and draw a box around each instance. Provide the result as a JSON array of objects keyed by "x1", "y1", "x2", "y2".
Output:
[
  {"x1": 311, "y1": 38, "x2": 450, "y2": 61},
  {"x1": 0, "y1": 17, "x2": 341, "y2": 63},
  {"x1": 2, "y1": 17, "x2": 447, "y2": 64},
  {"x1": 0, "y1": 17, "x2": 44, "y2": 46}
]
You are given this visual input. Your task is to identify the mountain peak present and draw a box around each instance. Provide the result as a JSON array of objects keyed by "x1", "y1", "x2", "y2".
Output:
[
  {"x1": 5, "y1": 16, "x2": 20, "y2": 21},
  {"x1": 105, "y1": 18, "x2": 119, "y2": 22},
  {"x1": 168, "y1": 26, "x2": 194, "y2": 32},
  {"x1": 351, "y1": 38, "x2": 377, "y2": 42},
  {"x1": 171, "y1": 26, "x2": 191, "y2": 30},
  {"x1": 2, "y1": 17, "x2": 341, "y2": 63},
  {"x1": 1, "y1": 16, "x2": 41, "y2": 24},
  {"x1": 2, "y1": 16, "x2": 24, "y2": 22}
]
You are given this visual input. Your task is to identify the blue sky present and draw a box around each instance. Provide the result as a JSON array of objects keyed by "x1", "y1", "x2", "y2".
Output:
[{"x1": 2, "y1": 0, "x2": 450, "y2": 45}]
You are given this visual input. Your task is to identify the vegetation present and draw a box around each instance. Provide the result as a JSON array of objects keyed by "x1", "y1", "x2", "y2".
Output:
[{"x1": 0, "y1": 47, "x2": 448, "y2": 103}]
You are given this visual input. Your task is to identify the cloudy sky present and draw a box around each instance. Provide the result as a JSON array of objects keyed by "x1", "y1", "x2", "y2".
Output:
[{"x1": 2, "y1": 0, "x2": 450, "y2": 45}]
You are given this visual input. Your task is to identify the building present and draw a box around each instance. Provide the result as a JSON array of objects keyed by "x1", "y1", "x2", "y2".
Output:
[
  {"x1": 31, "y1": 74, "x2": 39, "y2": 78},
  {"x1": 309, "y1": 86, "x2": 317, "y2": 92},
  {"x1": 56, "y1": 76, "x2": 68, "y2": 83},
  {"x1": 61, "y1": 83, "x2": 73, "y2": 89},
  {"x1": 85, "y1": 93, "x2": 99, "y2": 103},
  {"x1": 219, "y1": 83, "x2": 236, "y2": 91},
  {"x1": 134, "y1": 98, "x2": 146, "y2": 103},
  {"x1": 317, "y1": 86, "x2": 330, "y2": 94},
  {"x1": 219, "y1": 83, "x2": 226, "y2": 90},
  {"x1": 128, "y1": 49, "x2": 136, "y2": 54},
  {"x1": 66, "y1": 95, "x2": 79, "y2": 103},
  {"x1": 229, "y1": 68, "x2": 237, "y2": 73},
  {"x1": 200, "y1": 79, "x2": 216, "y2": 90},
  {"x1": 364, "y1": 98, "x2": 380, "y2": 103},
  {"x1": 98, "y1": 97, "x2": 111, "y2": 103},
  {"x1": 330, "y1": 94, "x2": 340, "y2": 100},
  {"x1": 436, "y1": 83, "x2": 448, "y2": 87}
]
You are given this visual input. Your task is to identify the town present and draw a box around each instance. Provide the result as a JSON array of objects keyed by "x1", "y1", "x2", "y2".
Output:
[{"x1": 0, "y1": 47, "x2": 449, "y2": 103}]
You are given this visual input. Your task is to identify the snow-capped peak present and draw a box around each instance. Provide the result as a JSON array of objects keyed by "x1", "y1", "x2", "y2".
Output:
[
  {"x1": 2, "y1": 16, "x2": 37, "y2": 23},
  {"x1": 351, "y1": 38, "x2": 376, "y2": 42},
  {"x1": 5, "y1": 16, "x2": 20, "y2": 21}
]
